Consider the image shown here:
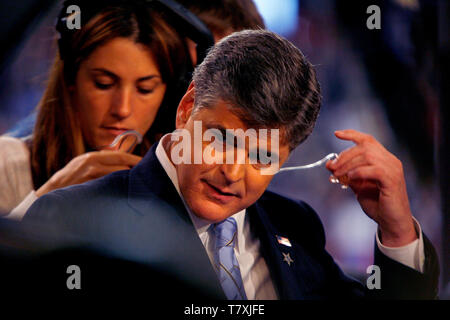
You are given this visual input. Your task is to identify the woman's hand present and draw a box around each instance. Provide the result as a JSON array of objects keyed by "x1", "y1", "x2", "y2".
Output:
[
  {"x1": 36, "y1": 150, "x2": 142, "y2": 197},
  {"x1": 326, "y1": 129, "x2": 417, "y2": 247}
]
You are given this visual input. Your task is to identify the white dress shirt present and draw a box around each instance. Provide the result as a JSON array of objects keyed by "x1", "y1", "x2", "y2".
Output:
[{"x1": 376, "y1": 217, "x2": 425, "y2": 272}]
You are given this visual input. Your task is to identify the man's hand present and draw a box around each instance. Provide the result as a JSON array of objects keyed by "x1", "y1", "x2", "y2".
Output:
[{"x1": 326, "y1": 129, "x2": 417, "y2": 247}]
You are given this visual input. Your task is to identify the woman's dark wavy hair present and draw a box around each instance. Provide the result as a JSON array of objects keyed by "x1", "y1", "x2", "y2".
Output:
[{"x1": 30, "y1": 1, "x2": 191, "y2": 188}]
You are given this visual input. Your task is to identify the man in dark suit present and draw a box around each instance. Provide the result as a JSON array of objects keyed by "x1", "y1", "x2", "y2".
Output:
[{"x1": 22, "y1": 30, "x2": 439, "y2": 299}]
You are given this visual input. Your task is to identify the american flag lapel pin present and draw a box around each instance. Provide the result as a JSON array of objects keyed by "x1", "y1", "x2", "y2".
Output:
[{"x1": 276, "y1": 235, "x2": 292, "y2": 247}]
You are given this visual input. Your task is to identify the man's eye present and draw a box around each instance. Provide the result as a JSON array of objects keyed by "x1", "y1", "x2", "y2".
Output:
[
  {"x1": 248, "y1": 150, "x2": 262, "y2": 163},
  {"x1": 223, "y1": 134, "x2": 238, "y2": 148},
  {"x1": 249, "y1": 150, "x2": 275, "y2": 168}
]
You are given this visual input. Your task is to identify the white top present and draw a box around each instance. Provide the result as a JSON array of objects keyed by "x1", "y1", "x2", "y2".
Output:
[
  {"x1": 0, "y1": 136, "x2": 37, "y2": 220},
  {"x1": 155, "y1": 133, "x2": 425, "y2": 300}
]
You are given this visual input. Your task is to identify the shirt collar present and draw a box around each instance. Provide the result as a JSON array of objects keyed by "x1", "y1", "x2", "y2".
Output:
[{"x1": 155, "y1": 133, "x2": 246, "y2": 237}]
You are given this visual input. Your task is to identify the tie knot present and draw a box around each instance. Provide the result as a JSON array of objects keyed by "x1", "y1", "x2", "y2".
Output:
[{"x1": 213, "y1": 217, "x2": 237, "y2": 249}]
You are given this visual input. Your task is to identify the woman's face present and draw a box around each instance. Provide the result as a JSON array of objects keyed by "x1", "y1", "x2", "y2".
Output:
[{"x1": 72, "y1": 37, "x2": 167, "y2": 150}]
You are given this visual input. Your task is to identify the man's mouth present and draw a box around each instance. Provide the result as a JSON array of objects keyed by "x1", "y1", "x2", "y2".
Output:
[{"x1": 202, "y1": 179, "x2": 240, "y2": 204}]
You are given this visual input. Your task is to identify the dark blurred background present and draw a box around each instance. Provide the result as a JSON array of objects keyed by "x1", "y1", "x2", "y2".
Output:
[{"x1": 0, "y1": 0, "x2": 448, "y2": 298}]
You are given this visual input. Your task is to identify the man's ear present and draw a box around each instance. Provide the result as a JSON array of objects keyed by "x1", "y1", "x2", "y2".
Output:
[{"x1": 176, "y1": 81, "x2": 195, "y2": 129}]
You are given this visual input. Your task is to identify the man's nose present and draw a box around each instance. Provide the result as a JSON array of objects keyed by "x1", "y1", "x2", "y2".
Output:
[
  {"x1": 111, "y1": 87, "x2": 132, "y2": 119},
  {"x1": 220, "y1": 162, "x2": 245, "y2": 184}
]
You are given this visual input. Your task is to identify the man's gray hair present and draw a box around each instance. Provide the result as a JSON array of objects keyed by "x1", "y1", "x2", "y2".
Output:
[{"x1": 192, "y1": 29, "x2": 321, "y2": 150}]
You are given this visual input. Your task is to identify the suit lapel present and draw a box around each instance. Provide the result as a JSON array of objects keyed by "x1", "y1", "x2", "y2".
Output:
[
  {"x1": 127, "y1": 144, "x2": 226, "y2": 299},
  {"x1": 128, "y1": 144, "x2": 188, "y2": 221},
  {"x1": 248, "y1": 200, "x2": 309, "y2": 300}
]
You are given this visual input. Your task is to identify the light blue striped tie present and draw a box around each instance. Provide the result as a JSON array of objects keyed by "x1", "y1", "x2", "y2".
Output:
[{"x1": 212, "y1": 217, "x2": 247, "y2": 300}]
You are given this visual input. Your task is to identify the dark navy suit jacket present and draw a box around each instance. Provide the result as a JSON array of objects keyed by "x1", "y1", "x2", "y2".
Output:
[{"x1": 21, "y1": 144, "x2": 439, "y2": 299}]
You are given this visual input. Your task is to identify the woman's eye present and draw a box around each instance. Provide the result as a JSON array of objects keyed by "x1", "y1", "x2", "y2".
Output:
[
  {"x1": 137, "y1": 87, "x2": 154, "y2": 94},
  {"x1": 94, "y1": 81, "x2": 113, "y2": 90}
]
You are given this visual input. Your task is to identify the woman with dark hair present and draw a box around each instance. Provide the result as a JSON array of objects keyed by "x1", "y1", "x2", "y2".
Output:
[{"x1": 0, "y1": 1, "x2": 191, "y2": 219}]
